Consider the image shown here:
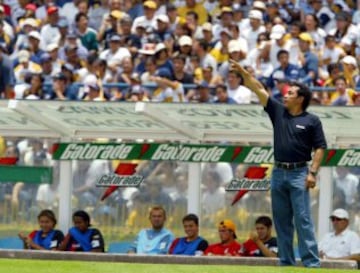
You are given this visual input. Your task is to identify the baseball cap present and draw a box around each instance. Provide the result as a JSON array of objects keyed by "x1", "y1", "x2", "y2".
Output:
[
  {"x1": 143, "y1": 0, "x2": 157, "y2": 9},
  {"x1": 341, "y1": 55, "x2": 357, "y2": 66},
  {"x1": 202, "y1": 22, "x2": 213, "y2": 32},
  {"x1": 156, "y1": 14, "x2": 169, "y2": 23},
  {"x1": 196, "y1": 80, "x2": 209, "y2": 89},
  {"x1": 220, "y1": 6, "x2": 233, "y2": 15},
  {"x1": 330, "y1": 208, "x2": 349, "y2": 220},
  {"x1": 47, "y1": 5, "x2": 58, "y2": 15},
  {"x1": 220, "y1": 28, "x2": 232, "y2": 38},
  {"x1": 273, "y1": 70, "x2": 286, "y2": 82},
  {"x1": 66, "y1": 30, "x2": 78, "y2": 39},
  {"x1": 40, "y1": 53, "x2": 51, "y2": 63},
  {"x1": 253, "y1": 1, "x2": 266, "y2": 10},
  {"x1": 155, "y1": 42, "x2": 166, "y2": 53},
  {"x1": 335, "y1": 11, "x2": 349, "y2": 21},
  {"x1": 299, "y1": 32, "x2": 313, "y2": 44},
  {"x1": 21, "y1": 18, "x2": 38, "y2": 28},
  {"x1": 248, "y1": 9, "x2": 263, "y2": 20},
  {"x1": 219, "y1": 220, "x2": 237, "y2": 239},
  {"x1": 179, "y1": 35, "x2": 192, "y2": 47},
  {"x1": 138, "y1": 43, "x2": 156, "y2": 55},
  {"x1": 53, "y1": 72, "x2": 67, "y2": 81},
  {"x1": 58, "y1": 17, "x2": 69, "y2": 28},
  {"x1": 18, "y1": 50, "x2": 30, "y2": 63},
  {"x1": 109, "y1": 34, "x2": 122, "y2": 42},
  {"x1": 28, "y1": 31, "x2": 41, "y2": 41},
  {"x1": 110, "y1": 10, "x2": 122, "y2": 20},
  {"x1": 270, "y1": 24, "x2": 286, "y2": 40},
  {"x1": 62, "y1": 63, "x2": 75, "y2": 73},
  {"x1": 25, "y1": 3, "x2": 37, "y2": 12},
  {"x1": 155, "y1": 68, "x2": 172, "y2": 79},
  {"x1": 46, "y1": 43, "x2": 58, "y2": 52},
  {"x1": 228, "y1": 40, "x2": 243, "y2": 53}
]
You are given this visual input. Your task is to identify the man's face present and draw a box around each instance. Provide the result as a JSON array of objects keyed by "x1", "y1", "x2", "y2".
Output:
[
  {"x1": 330, "y1": 217, "x2": 348, "y2": 233},
  {"x1": 218, "y1": 226, "x2": 233, "y2": 243},
  {"x1": 150, "y1": 209, "x2": 166, "y2": 230},
  {"x1": 283, "y1": 86, "x2": 302, "y2": 109},
  {"x1": 278, "y1": 53, "x2": 289, "y2": 67},
  {"x1": 183, "y1": 220, "x2": 198, "y2": 238},
  {"x1": 255, "y1": 223, "x2": 271, "y2": 241}
]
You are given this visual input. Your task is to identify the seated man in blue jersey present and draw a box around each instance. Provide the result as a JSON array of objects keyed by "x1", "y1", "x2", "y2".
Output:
[
  {"x1": 128, "y1": 205, "x2": 174, "y2": 254},
  {"x1": 169, "y1": 213, "x2": 208, "y2": 256}
]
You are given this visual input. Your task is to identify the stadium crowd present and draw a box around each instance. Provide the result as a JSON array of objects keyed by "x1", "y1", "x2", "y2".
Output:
[{"x1": 0, "y1": 0, "x2": 359, "y2": 104}]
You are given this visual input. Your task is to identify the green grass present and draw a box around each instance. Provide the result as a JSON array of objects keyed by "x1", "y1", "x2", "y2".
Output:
[{"x1": 0, "y1": 259, "x2": 357, "y2": 273}]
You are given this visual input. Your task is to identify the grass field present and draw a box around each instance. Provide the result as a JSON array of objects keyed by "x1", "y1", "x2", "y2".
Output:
[{"x1": 0, "y1": 259, "x2": 357, "y2": 273}]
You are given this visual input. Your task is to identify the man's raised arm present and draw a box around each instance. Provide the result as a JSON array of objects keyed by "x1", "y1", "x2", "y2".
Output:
[{"x1": 229, "y1": 59, "x2": 269, "y2": 107}]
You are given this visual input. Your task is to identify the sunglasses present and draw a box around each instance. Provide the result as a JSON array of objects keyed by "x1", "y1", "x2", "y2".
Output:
[{"x1": 330, "y1": 217, "x2": 345, "y2": 222}]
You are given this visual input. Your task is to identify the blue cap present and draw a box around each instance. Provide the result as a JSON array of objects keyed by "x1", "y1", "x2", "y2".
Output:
[
  {"x1": 58, "y1": 17, "x2": 69, "y2": 28},
  {"x1": 197, "y1": 80, "x2": 209, "y2": 89},
  {"x1": 40, "y1": 53, "x2": 51, "y2": 63},
  {"x1": 53, "y1": 72, "x2": 67, "y2": 80},
  {"x1": 66, "y1": 30, "x2": 77, "y2": 39},
  {"x1": 109, "y1": 34, "x2": 122, "y2": 42},
  {"x1": 155, "y1": 68, "x2": 172, "y2": 79}
]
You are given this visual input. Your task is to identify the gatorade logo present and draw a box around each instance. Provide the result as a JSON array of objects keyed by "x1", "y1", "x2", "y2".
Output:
[
  {"x1": 243, "y1": 147, "x2": 274, "y2": 164},
  {"x1": 338, "y1": 150, "x2": 360, "y2": 166}
]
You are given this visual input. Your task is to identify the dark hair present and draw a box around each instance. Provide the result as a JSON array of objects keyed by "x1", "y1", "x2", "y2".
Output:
[
  {"x1": 277, "y1": 49, "x2": 289, "y2": 59},
  {"x1": 255, "y1": 215, "x2": 272, "y2": 227},
  {"x1": 334, "y1": 75, "x2": 347, "y2": 84},
  {"x1": 172, "y1": 53, "x2": 187, "y2": 63},
  {"x1": 290, "y1": 82, "x2": 312, "y2": 110},
  {"x1": 186, "y1": 11, "x2": 198, "y2": 21},
  {"x1": 75, "y1": 12, "x2": 88, "y2": 23},
  {"x1": 215, "y1": 84, "x2": 227, "y2": 92},
  {"x1": 327, "y1": 63, "x2": 340, "y2": 74},
  {"x1": 73, "y1": 210, "x2": 91, "y2": 226},
  {"x1": 305, "y1": 13, "x2": 319, "y2": 28},
  {"x1": 197, "y1": 39, "x2": 209, "y2": 51},
  {"x1": 38, "y1": 209, "x2": 57, "y2": 225},
  {"x1": 182, "y1": 213, "x2": 199, "y2": 226}
]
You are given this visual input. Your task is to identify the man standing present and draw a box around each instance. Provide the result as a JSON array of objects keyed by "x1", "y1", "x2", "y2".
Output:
[
  {"x1": 128, "y1": 206, "x2": 174, "y2": 254},
  {"x1": 229, "y1": 59, "x2": 327, "y2": 267},
  {"x1": 319, "y1": 209, "x2": 360, "y2": 262},
  {"x1": 241, "y1": 215, "x2": 278, "y2": 257},
  {"x1": 169, "y1": 214, "x2": 208, "y2": 256}
]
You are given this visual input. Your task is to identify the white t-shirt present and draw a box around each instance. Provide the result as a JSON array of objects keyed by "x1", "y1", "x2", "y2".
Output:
[
  {"x1": 319, "y1": 229, "x2": 360, "y2": 258},
  {"x1": 227, "y1": 85, "x2": 252, "y2": 104}
]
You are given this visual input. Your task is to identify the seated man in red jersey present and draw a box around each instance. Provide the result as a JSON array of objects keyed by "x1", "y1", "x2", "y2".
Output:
[
  {"x1": 204, "y1": 219, "x2": 241, "y2": 256},
  {"x1": 240, "y1": 215, "x2": 278, "y2": 257}
]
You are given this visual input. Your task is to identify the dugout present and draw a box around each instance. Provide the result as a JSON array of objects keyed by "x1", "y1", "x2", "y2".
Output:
[{"x1": 0, "y1": 100, "x2": 360, "y2": 241}]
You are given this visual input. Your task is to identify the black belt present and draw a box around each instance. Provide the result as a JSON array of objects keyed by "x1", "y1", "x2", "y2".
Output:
[{"x1": 275, "y1": 161, "x2": 307, "y2": 170}]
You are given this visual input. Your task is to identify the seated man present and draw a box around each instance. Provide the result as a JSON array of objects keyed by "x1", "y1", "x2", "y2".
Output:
[
  {"x1": 169, "y1": 213, "x2": 208, "y2": 256},
  {"x1": 241, "y1": 215, "x2": 278, "y2": 257},
  {"x1": 204, "y1": 219, "x2": 241, "y2": 256},
  {"x1": 128, "y1": 205, "x2": 174, "y2": 254},
  {"x1": 319, "y1": 208, "x2": 360, "y2": 261}
]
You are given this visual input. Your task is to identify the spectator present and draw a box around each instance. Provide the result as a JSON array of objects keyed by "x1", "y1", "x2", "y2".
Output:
[
  {"x1": 298, "y1": 32, "x2": 319, "y2": 85},
  {"x1": 241, "y1": 216, "x2": 278, "y2": 257},
  {"x1": 128, "y1": 206, "x2": 174, "y2": 254},
  {"x1": 329, "y1": 76, "x2": 355, "y2": 106},
  {"x1": 18, "y1": 209, "x2": 64, "y2": 250},
  {"x1": 319, "y1": 209, "x2": 360, "y2": 261},
  {"x1": 241, "y1": 10, "x2": 266, "y2": 52},
  {"x1": 0, "y1": 44, "x2": 15, "y2": 98},
  {"x1": 40, "y1": 5, "x2": 61, "y2": 51},
  {"x1": 46, "y1": 72, "x2": 78, "y2": 100},
  {"x1": 177, "y1": 0, "x2": 208, "y2": 25},
  {"x1": 74, "y1": 12, "x2": 98, "y2": 53},
  {"x1": 169, "y1": 213, "x2": 208, "y2": 255},
  {"x1": 22, "y1": 73, "x2": 45, "y2": 99},
  {"x1": 204, "y1": 219, "x2": 241, "y2": 256},
  {"x1": 226, "y1": 69, "x2": 252, "y2": 104},
  {"x1": 59, "y1": 210, "x2": 105, "y2": 252},
  {"x1": 151, "y1": 68, "x2": 185, "y2": 102},
  {"x1": 214, "y1": 84, "x2": 237, "y2": 104},
  {"x1": 333, "y1": 167, "x2": 359, "y2": 209},
  {"x1": 192, "y1": 81, "x2": 214, "y2": 103},
  {"x1": 132, "y1": 1, "x2": 158, "y2": 34}
]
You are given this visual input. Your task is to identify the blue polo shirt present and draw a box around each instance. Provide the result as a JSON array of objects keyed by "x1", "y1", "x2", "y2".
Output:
[
  {"x1": 264, "y1": 96, "x2": 327, "y2": 162},
  {"x1": 299, "y1": 51, "x2": 319, "y2": 84}
]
